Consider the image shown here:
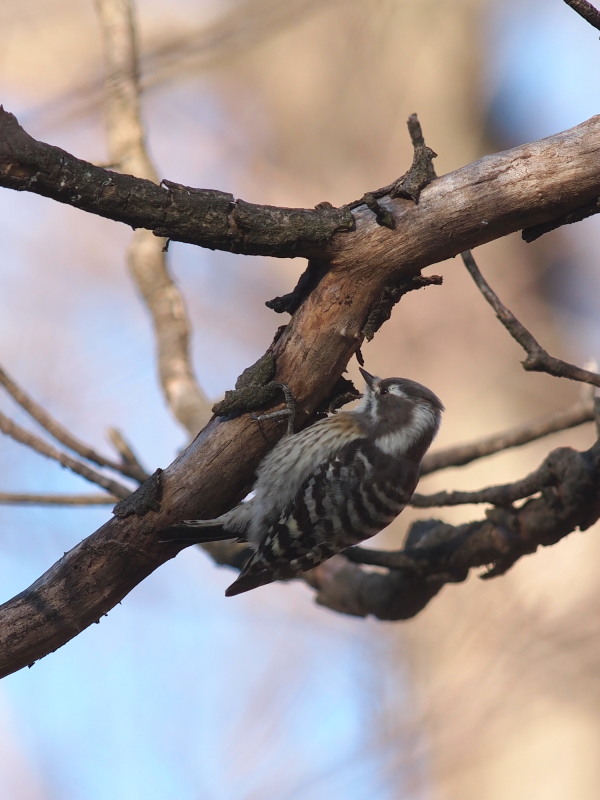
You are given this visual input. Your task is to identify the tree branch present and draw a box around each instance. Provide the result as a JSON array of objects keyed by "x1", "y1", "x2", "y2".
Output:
[
  {"x1": 0, "y1": 493, "x2": 115, "y2": 506},
  {"x1": 562, "y1": 0, "x2": 600, "y2": 32},
  {"x1": 412, "y1": 463, "x2": 550, "y2": 508},
  {"x1": 0, "y1": 410, "x2": 132, "y2": 499},
  {"x1": 1, "y1": 115, "x2": 599, "y2": 677},
  {"x1": 1, "y1": 109, "x2": 599, "y2": 261},
  {"x1": 0, "y1": 106, "x2": 354, "y2": 258},
  {"x1": 106, "y1": 427, "x2": 149, "y2": 482},
  {"x1": 421, "y1": 397, "x2": 596, "y2": 473},
  {"x1": 95, "y1": 0, "x2": 210, "y2": 435},
  {"x1": 462, "y1": 250, "x2": 600, "y2": 388},
  {"x1": 311, "y1": 441, "x2": 600, "y2": 619},
  {"x1": 0, "y1": 364, "x2": 146, "y2": 482}
]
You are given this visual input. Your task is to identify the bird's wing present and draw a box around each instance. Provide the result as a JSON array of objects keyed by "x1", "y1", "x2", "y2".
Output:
[
  {"x1": 225, "y1": 441, "x2": 420, "y2": 596},
  {"x1": 246, "y1": 413, "x2": 368, "y2": 546}
]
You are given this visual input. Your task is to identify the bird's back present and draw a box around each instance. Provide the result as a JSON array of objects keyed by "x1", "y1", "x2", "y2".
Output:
[{"x1": 227, "y1": 431, "x2": 420, "y2": 595}]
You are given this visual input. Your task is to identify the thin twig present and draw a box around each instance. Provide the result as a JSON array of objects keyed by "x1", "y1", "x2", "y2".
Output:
[
  {"x1": 94, "y1": 0, "x2": 211, "y2": 436},
  {"x1": 0, "y1": 365, "x2": 145, "y2": 481},
  {"x1": 412, "y1": 464, "x2": 549, "y2": 508},
  {"x1": 582, "y1": 360, "x2": 600, "y2": 438},
  {"x1": 0, "y1": 493, "x2": 116, "y2": 506},
  {"x1": 562, "y1": 0, "x2": 600, "y2": 32},
  {"x1": 421, "y1": 398, "x2": 595, "y2": 474},
  {"x1": 462, "y1": 250, "x2": 600, "y2": 388},
  {"x1": 107, "y1": 427, "x2": 149, "y2": 481},
  {"x1": 0, "y1": 411, "x2": 132, "y2": 499}
]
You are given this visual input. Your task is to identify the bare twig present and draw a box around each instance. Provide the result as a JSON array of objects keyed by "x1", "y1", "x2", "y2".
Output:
[
  {"x1": 412, "y1": 466, "x2": 548, "y2": 507},
  {"x1": 562, "y1": 0, "x2": 600, "y2": 32},
  {"x1": 0, "y1": 493, "x2": 115, "y2": 506},
  {"x1": 106, "y1": 427, "x2": 149, "y2": 482},
  {"x1": 390, "y1": 113, "x2": 438, "y2": 203},
  {"x1": 582, "y1": 361, "x2": 600, "y2": 438},
  {"x1": 95, "y1": 0, "x2": 211, "y2": 436},
  {"x1": 0, "y1": 365, "x2": 145, "y2": 481},
  {"x1": 0, "y1": 411, "x2": 132, "y2": 499},
  {"x1": 462, "y1": 250, "x2": 600, "y2": 388},
  {"x1": 421, "y1": 398, "x2": 595, "y2": 474}
]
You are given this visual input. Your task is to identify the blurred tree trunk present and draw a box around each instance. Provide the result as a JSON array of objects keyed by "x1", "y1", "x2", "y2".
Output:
[{"x1": 212, "y1": 1, "x2": 600, "y2": 797}]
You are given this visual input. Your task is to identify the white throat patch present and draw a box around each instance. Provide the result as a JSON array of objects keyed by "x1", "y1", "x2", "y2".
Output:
[{"x1": 375, "y1": 403, "x2": 438, "y2": 456}]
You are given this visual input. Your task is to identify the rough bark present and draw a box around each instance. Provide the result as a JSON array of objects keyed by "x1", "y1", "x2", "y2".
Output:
[
  {"x1": 0, "y1": 113, "x2": 599, "y2": 677},
  {"x1": 1, "y1": 109, "x2": 598, "y2": 259}
]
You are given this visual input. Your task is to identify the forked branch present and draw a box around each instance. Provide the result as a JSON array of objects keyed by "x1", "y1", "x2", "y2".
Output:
[
  {"x1": 0, "y1": 112, "x2": 599, "y2": 676},
  {"x1": 0, "y1": 365, "x2": 147, "y2": 482},
  {"x1": 0, "y1": 410, "x2": 132, "y2": 499}
]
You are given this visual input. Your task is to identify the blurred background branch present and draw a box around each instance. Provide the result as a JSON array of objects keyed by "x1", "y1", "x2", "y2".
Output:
[
  {"x1": 95, "y1": 0, "x2": 211, "y2": 436},
  {"x1": 462, "y1": 250, "x2": 600, "y2": 387}
]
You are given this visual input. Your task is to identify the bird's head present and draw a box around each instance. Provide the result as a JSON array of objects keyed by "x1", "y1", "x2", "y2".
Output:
[{"x1": 357, "y1": 367, "x2": 444, "y2": 459}]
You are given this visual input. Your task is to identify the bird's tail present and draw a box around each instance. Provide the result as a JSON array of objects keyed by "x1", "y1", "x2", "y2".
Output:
[
  {"x1": 161, "y1": 520, "x2": 239, "y2": 545},
  {"x1": 225, "y1": 569, "x2": 276, "y2": 596}
]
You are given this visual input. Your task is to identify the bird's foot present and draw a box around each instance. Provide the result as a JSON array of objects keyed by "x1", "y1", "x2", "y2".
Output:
[{"x1": 252, "y1": 383, "x2": 296, "y2": 435}]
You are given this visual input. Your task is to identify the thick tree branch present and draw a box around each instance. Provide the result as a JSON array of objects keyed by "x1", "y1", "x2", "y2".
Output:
[
  {"x1": 0, "y1": 106, "x2": 353, "y2": 258},
  {"x1": 1, "y1": 115, "x2": 600, "y2": 677},
  {"x1": 95, "y1": 0, "x2": 210, "y2": 435},
  {"x1": 0, "y1": 109, "x2": 599, "y2": 260}
]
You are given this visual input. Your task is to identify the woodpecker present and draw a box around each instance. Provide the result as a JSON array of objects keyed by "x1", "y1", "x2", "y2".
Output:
[{"x1": 165, "y1": 368, "x2": 443, "y2": 596}]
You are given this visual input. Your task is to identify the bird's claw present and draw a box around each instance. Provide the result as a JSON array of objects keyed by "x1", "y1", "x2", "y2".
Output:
[{"x1": 252, "y1": 383, "x2": 296, "y2": 435}]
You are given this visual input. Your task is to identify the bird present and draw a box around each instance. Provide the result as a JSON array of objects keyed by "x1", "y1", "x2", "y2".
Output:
[{"x1": 164, "y1": 368, "x2": 443, "y2": 596}]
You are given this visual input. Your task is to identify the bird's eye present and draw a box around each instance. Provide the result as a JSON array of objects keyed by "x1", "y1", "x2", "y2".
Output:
[{"x1": 379, "y1": 386, "x2": 389, "y2": 396}]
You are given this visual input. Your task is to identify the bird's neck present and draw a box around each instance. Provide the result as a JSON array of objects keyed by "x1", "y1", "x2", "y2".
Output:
[{"x1": 371, "y1": 405, "x2": 440, "y2": 462}]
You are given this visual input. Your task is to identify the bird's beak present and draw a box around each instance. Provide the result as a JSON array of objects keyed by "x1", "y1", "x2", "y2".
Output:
[{"x1": 359, "y1": 368, "x2": 380, "y2": 390}]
